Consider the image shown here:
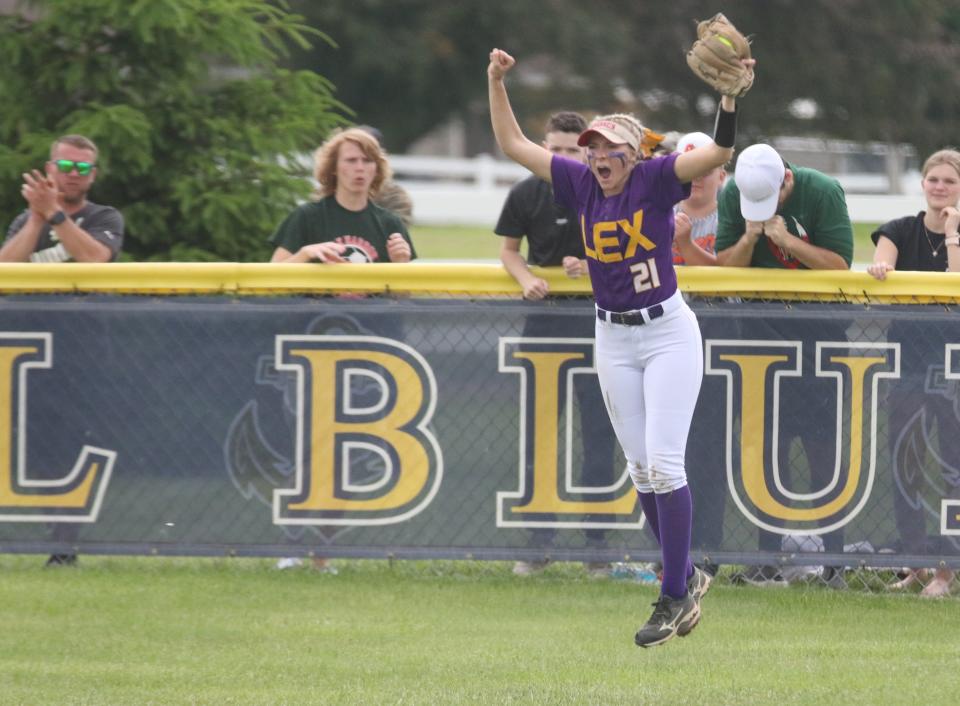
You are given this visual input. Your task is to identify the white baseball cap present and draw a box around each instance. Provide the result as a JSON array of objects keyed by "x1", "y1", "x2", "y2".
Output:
[
  {"x1": 676, "y1": 131, "x2": 713, "y2": 153},
  {"x1": 734, "y1": 143, "x2": 786, "y2": 221}
]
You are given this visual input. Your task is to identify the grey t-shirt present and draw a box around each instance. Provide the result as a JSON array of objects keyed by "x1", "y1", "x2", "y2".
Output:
[{"x1": 5, "y1": 202, "x2": 124, "y2": 262}]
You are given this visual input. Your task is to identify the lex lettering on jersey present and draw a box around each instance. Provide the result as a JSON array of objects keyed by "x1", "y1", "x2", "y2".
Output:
[{"x1": 581, "y1": 210, "x2": 656, "y2": 263}]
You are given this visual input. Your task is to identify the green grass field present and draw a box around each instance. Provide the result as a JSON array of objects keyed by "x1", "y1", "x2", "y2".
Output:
[
  {"x1": 1, "y1": 556, "x2": 955, "y2": 705},
  {"x1": 411, "y1": 223, "x2": 880, "y2": 265}
]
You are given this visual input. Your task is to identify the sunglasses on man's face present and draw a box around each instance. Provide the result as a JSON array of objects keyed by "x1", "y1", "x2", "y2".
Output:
[{"x1": 52, "y1": 159, "x2": 95, "y2": 176}]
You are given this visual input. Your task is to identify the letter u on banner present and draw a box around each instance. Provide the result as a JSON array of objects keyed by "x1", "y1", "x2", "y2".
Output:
[{"x1": 706, "y1": 339, "x2": 898, "y2": 535}]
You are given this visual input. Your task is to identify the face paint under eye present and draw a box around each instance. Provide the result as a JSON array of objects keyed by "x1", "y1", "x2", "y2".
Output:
[
  {"x1": 587, "y1": 148, "x2": 629, "y2": 168},
  {"x1": 608, "y1": 151, "x2": 628, "y2": 167}
]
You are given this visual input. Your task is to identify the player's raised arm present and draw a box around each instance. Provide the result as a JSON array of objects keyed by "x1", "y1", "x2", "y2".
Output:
[
  {"x1": 488, "y1": 49, "x2": 553, "y2": 182},
  {"x1": 674, "y1": 95, "x2": 737, "y2": 183}
]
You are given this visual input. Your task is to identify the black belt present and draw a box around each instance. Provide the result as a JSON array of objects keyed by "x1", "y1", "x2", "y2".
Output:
[{"x1": 597, "y1": 304, "x2": 664, "y2": 326}]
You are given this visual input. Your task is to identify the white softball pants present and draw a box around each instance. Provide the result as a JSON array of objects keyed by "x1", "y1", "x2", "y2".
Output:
[{"x1": 594, "y1": 290, "x2": 703, "y2": 494}]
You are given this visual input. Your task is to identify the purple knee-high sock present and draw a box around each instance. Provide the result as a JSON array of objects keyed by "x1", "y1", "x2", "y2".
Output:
[
  {"x1": 640, "y1": 490, "x2": 694, "y2": 589},
  {"x1": 638, "y1": 491, "x2": 661, "y2": 546},
  {"x1": 655, "y1": 485, "x2": 694, "y2": 599}
]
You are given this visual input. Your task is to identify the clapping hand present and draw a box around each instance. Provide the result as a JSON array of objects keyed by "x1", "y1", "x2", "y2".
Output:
[
  {"x1": 674, "y1": 212, "x2": 693, "y2": 246},
  {"x1": 21, "y1": 169, "x2": 59, "y2": 220}
]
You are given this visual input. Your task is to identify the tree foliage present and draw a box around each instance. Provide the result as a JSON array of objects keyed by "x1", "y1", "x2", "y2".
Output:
[
  {"x1": 288, "y1": 0, "x2": 960, "y2": 159},
  {"x1": 284, "y1": 1, "x2": 529, "y2": 152},
  {"x1": 0, "y1": 0, "x2": 348, "y2": 261}
]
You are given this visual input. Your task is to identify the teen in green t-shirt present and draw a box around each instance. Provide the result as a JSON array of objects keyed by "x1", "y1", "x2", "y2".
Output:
[{"x1": 269, "y1": 128, "x2": 416, "y2": 264}]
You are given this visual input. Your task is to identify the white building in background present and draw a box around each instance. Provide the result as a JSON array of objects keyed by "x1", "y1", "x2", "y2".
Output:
[
  {"x1": 390, "y1": 153, "x2": 923, "y2": 228},
  {"x1": 403, "y1": 116, "x2": 922, "y2": 226}
]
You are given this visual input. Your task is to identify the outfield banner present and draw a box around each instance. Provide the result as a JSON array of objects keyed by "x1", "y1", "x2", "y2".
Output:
[{"x1": 0, "y1": 293, "x2": 957, "y2": 568}]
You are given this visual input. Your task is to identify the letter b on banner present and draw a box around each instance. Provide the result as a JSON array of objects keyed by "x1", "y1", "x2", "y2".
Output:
[{"x1": 273, "y1": 336, "x2": 442, "y2": 526}]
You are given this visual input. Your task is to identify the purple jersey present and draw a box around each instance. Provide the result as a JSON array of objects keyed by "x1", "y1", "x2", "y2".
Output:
[{"x1": 551, "y1": 153, "x2": 690, "y2": 312}]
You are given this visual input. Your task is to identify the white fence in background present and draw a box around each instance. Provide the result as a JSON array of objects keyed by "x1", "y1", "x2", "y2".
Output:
[{"x1": 390, "y1": 155, "x2": 924, "y2": 227}]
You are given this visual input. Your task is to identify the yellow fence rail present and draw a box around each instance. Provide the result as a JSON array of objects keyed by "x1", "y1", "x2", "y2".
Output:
[{"x1": 1, "y1": 263, "x2": 959, "y2": 303}]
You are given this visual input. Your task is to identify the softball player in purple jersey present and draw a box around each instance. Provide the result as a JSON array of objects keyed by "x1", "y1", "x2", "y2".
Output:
[{"x1": 488, "y1": 48, "x2": 749, "y2": 648}]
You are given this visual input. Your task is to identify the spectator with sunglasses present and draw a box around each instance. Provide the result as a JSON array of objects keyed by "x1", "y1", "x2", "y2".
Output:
[
  {"x1": 1, "y1": 134, "x2": 124, "y2": 263},
  {"x1": 2, "y1": 134, "x2": 123, "y2": 567}
]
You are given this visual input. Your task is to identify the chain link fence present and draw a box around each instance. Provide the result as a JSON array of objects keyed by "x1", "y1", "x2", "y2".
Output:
[{"x1": 0, "y1": 265, "x2": 957, "y2": 596}]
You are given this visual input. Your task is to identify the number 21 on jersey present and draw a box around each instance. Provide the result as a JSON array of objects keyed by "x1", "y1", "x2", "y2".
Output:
[{"x1": 630, "y1": 258, "x2": 660, "y2": 293}]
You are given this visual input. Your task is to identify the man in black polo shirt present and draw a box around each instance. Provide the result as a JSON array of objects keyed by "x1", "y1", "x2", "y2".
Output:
[{"x1": 495, "y1": 111, "x2": 617, "y2": 577}]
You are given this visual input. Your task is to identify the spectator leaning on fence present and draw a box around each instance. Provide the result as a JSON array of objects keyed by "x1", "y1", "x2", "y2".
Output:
[
  {"x1": 496, "y1": 111, "x2": 591, "y2": 300},
  {"x1": 866, "y1": 148, "x2": 960, "y2": 598},
  {"x1": 269, "y1": 126, "x2": 416, "y2": 574},
  {"x1": 493, "y1": 110, "x2": 618, "y2": 578},
  {"x1": 715, "y1": 143, "x2": 852, "y2": 270},
  {"x1": 269, "y1": 127, "x2": 416, "y2": 265},
  {"x1": 672, "y1": 131, "x2": 725, "y2": 267},
  {"x1": 1, "y1": 134, "x2": 124, "y2": 263},
  {"x1": 867, "y1": 148, "x2": 960, "y2": 279},
  {"x1": 1, "y1": 133, "x2": 123, "y2": 568},
  {"x1": 716, "y1": 143, "x2": 854, "y2": 588}
]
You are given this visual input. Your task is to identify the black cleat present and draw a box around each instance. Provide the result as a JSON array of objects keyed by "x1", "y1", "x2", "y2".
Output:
[
  {"x1": 45, "y1": 553, "x2": 77, "y2": 567},
  {"x1": 687, "y1": 565, "x2": 713, "y2": 604},
  {"x1": 634, "y1": 592, "x2": 701, "y2": 648}
]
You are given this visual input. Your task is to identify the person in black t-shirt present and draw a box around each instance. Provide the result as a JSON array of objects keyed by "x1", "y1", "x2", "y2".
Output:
[
  {"x1": 2, "y1": 134, "x2": 125, "y2": 567},
  {"x1": 2, "y1": 134, "x2": 124, "y2": 263},
  {"x1": 495, "y1": 112, "x2": 618, "y2": 577},
  {"x1": 495, "y1": 111, "x2": 591, "y2": 295},
  {"x1": 868, "y1": 149, "x2": 960, "y2": 279}
]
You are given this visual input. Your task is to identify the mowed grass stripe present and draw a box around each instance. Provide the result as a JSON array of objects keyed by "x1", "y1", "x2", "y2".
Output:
[{"x1": 0, "y1": 556, "x2": 954, "y2": 705}]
